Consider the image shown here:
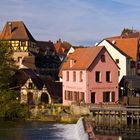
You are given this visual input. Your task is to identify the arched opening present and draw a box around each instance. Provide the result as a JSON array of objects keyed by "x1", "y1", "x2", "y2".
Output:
[
  {"x1": 41, "y1": 92, "x2": 49, "y2": 104},
  {"x1": 27, "y1": 92, "x2": 34, "y2": 105}
]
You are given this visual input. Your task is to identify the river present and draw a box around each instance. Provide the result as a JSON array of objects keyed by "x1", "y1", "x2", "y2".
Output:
[
  {"x1": 0, "y1": 121, "x2": 140, "y2": 140},
  {"x1": 0, "y1": 121, "x2": 78, "y2": 140}
]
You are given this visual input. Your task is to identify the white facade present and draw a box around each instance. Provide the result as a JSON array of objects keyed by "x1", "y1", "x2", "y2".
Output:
[{"x1": 97, "y1": 40, "x2": 132, "y2": 82}]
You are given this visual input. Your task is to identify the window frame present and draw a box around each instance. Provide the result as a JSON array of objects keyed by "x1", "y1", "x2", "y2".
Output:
[
  {"x1": 79, "y1": 71, "x2": 83, "y2": 82},
  {"x1": 66, "y1": 71, "x2": 69, "y2": 81},
  {"x1": 115, "y1": 59, "x2": 119, "y2": 64},
  {"x1": 106, "y1": 71, "x2": 111, "y2": 82},
  {"x1": 73, "y1": 71, "x2": 76, "y2": 82},
  {"x1": 101, "y1": 54, "x2": 105, "y2": 62},
  {"x1": 95, "y1": 71, "x2": 101, "y2": 82}
]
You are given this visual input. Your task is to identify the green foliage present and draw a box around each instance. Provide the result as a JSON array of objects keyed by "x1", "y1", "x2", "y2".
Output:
[
  {"x1": 0, "y1": 90, "x2": 28, "y2": 119},
  {"x1": 0, "y1": 41, "x2": 28, "y2": 119},
  {"x1": 121, "y1": 28, "x2": 138, "y2": 36},
  {"x1": 62, "y1": 41, "x2": 72, "y2": 49},
  {"x1": 0, "y1": 41, "x2": 16, "y2": 89}
]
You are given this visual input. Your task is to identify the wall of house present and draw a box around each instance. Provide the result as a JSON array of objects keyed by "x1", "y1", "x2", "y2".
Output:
[
  {"x1": 98, "y1": 40, "x2": 129, "y2": 82},
  {"x1": 62, "y1": 70, "x2": 87, "y2": 105},
  {"x1": 87, "y1": 48, "x2": 119, "y2": 103},
  {"x1": 62, "y1": 47, "x2": 119, "y2": 105},
  {"x1": 14, "y1": 51, "x2": 29, "y2": 65}
]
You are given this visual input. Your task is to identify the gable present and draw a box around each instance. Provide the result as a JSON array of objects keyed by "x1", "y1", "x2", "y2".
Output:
[
  {"x1": 106, "y1": 38, "x2": 138, "y2": 61},
  {"x1": 60, "y1": 46, "x2": 104, "y2": 71},
  {"x1": 22, "y1": 78, "x2": 34, "y2": 89},
  {"x1": 88, "y1": 47, "x2": 119, "y2": 71},
  {"x1": 98, "y1": 40, "x2": 131, "y2": 60}
]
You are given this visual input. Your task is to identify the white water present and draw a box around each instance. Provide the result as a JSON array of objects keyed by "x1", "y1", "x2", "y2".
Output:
[{"x1": 0, "y1": 118, "x2": 89, "y2": 140}]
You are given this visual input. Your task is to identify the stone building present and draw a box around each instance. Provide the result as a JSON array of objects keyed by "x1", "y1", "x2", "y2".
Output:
[{"x1": 11, "y1": 69, "x2": 62, "y2": 105}]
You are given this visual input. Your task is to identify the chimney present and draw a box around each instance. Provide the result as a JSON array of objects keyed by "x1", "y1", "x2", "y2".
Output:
[{"x1": 8, "y1": 22, "x2": 12, "y2": 35}]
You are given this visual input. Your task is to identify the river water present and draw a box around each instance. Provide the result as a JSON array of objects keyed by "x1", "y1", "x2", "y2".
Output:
[
  {"x1": 0, "y1": 121, "x2": 78, "y2": 140},
  {"x1": 0, "y1": 121, "x2": 140, "y2": 140}
]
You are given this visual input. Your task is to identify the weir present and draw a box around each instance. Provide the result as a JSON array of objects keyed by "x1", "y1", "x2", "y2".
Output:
[
  {"x1": 75, "y1": 117, "x2": 89, "y2": 140},
  {"x1": 90, "y1": 105, "x2": 140, "y2": 130}
]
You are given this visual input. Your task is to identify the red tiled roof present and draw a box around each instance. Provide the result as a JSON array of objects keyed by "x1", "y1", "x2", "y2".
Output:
[
  {"x1": 106, "y1": 37, "x2": 139, "y2": 61},
  {"x1": 0, "y1": 21, "x2": 36, "y2": 41},
  {"x1": 60, "y1": 46, "x2": 104, "y2": 71},
  {"x1": 54, "y1": 42, "x2": 65, "y2": 54},
  {"x1": 11, "y1": 69, "x2": 62, "y2": 101},
  {"x1": 22, "y1": 56, "x2": 36, "y2": 69},
  {"x1": 37, "y1": 41, "x2": 55, "y2": 52}
]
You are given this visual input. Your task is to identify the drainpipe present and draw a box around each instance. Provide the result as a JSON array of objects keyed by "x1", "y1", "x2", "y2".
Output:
[{"x1": 85, "y1": 70, "x2": 89, "y2": 104}]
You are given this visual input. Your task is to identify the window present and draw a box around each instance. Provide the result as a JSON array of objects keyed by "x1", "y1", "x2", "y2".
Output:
[
  {"x1": 116, "y1": 59, "x2": 119, "y2": 64},
  {"x1": 79, "y1": 71, "x2": 83, "y2": 82},
  {"x1": 67, "y1": 91, "x2": 70, "y2": 100},
  {"x1": 74, "y1": 92, "x2": 79, "y2": 102},
  {"x1": 106, "y1": 71, "x2": 111, "y2": 82},
  {"x1": 65, "y1": 91, "x2": 67, "y2": 100},
  {"x1": 118, "y1": 71, "x2": 120, "y2": 76},
  {"x1": 73, "y1": 71, "x2": 76, "y2": 82},
  {"x1": 101, "y1": 54, "x2": 105, "y2": 62},
  {"x1": 74, "y1": 92, "x2": 77, "y2": 101},
  {"x1": 111, "y1": 92, "x2": 115, "y2": 102},
  {"x1": 81, "y1": 92, "x2": 84, "y2": 101},
  {"x1": 66, "y1": 71, "x2": 69, "y2": 81},
  {"x1": 103, "y1": 92, "x2": 110, "y2": 102},
  {"x1": 28, "y1": 82, "x2": 33, "y2": 89},
  {"x1": 70, "y1": 91, "x2": 73, "y2": 100},
  {"x1": 21, "y1": 41, "x2": 26, "y2": 46},
  {"x1": 91, "y1": 92, "x2": 96, "y2": 103},
  {"x1": 95, "y1": 71, "x2": 101, "y2": 82},
  {"x1": 18, "y1": 57, "x2": 22, "y2": 62}
]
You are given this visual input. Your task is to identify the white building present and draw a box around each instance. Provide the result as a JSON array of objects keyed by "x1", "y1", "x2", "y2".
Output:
[{"x1": 97, "y1": 39, "x2": 132, "y2": 82}]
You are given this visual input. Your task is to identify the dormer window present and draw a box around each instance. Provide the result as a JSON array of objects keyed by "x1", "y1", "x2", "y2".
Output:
[
  {"x1": 70, "y1": 59, "x2": 76, "y2": 68},
  {"x1": 101, "y1": 55, "x2": 105, "y2": 62},
  {"x1": 116, "y1": 59, "x2": 119, "y2": 64}
]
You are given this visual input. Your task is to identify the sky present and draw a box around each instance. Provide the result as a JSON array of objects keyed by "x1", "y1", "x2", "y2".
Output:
[{"x1": 0, "y1": 0, "x2": 140, "y2": 46}]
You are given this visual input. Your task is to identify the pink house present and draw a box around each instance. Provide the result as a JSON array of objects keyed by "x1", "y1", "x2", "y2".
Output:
[{"x1": 60, "y1": 46, "x2": 119, "y2": 105}]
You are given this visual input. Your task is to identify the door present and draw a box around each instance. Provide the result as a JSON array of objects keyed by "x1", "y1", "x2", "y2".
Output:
[
  {"x1": 41, "y1": 92, "x2": 49, "y2": 104},
  {"x1": 91, "y1": 92, "x2": 96, "y2": 103}
]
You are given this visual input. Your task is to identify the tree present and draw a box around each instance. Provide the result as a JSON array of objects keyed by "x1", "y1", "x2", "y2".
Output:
[
  {"x1": 0, "y1": 41, "x2": 28, "y2": 119},
  {"x1": 62, "y1": 41, "x2": 72, "y2": 50},
  {"x1": 121, "y1": 28, "x2": 133, "y2": 36},
  {"x1": 0, "y1": 42, "x2": 16, "y2": 89}
]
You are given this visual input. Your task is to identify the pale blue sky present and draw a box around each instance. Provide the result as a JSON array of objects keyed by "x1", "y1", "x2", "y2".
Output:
[{"x1": 0, "y1": 0, "x2": 140, "y2": 45}]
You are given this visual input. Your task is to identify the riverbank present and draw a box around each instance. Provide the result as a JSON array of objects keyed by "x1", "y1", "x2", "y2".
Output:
[
  {"x1": 27, "y1": 104, "x2": 91, "y2": 123},
  {"x1": 27, "y1": 114, "x2": 80, "y2": 124}
]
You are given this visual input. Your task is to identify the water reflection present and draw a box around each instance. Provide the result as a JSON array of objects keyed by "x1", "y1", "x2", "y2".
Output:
[{"x1": 95, "y1": 128, "x2": 140, "y2": 140}]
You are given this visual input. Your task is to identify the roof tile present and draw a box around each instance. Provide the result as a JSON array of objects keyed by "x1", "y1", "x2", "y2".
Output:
[{"x1": 0, "y1": 21, "x2": 36, "y2": 41}]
